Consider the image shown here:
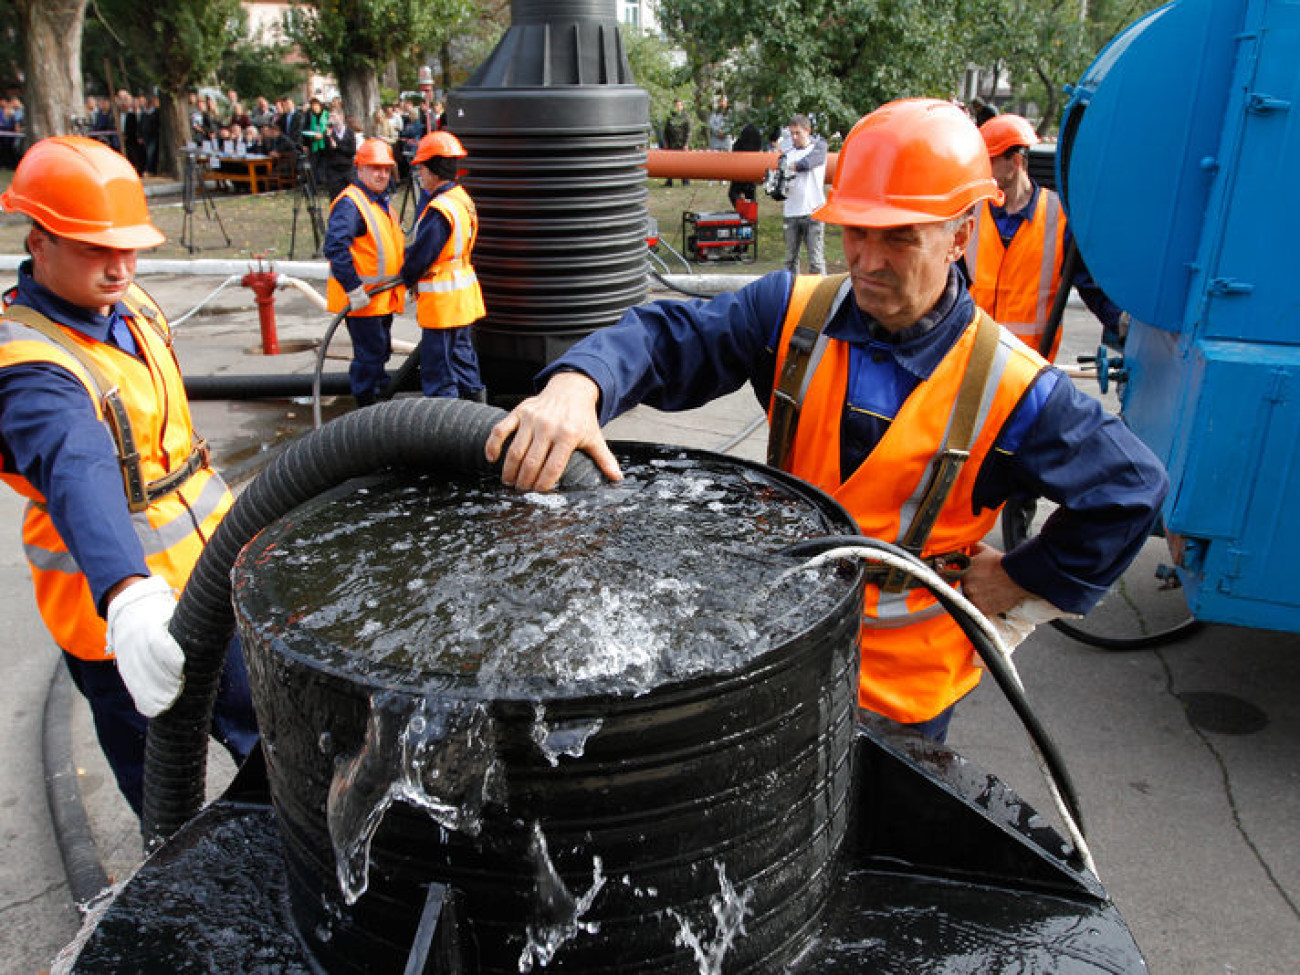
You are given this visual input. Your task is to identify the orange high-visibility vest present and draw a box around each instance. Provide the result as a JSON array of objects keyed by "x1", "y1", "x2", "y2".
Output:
[
  {"x1": 413, "y1": 184, "x2": 486, "y2": 330},
  {"x1": 967, "y1": 187, "x2": 1066, "y2": 361},
  {"x1": 769, "y1": 276, "x2": 1045, "y2": 723},
  {"x1": 325, "y1": 184, "x2": 406, "y2": 317},
  {"x1": 0, "y1": 286, "x2": 232, "y2": 660}
]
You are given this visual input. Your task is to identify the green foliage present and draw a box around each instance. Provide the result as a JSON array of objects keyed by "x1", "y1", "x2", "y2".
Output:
[
  {"x1": 283, "y1": 0, "x2": 476, "y2": 80},
  {"x1": 219, "y1": 10, "x2": 305, "y2": 102},
  {"x1": 658, "y1": 0, "x2": 972, "y2": 137},
  {"x1": 623, "y1": 28, "x2": 694, "y2": 142},
  {"x1": 88, "y1": 0, "x2": 241, "y2": 91}
]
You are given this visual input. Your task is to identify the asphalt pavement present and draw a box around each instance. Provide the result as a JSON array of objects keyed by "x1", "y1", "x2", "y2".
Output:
[{"x1": 0, "y1": 270, "x2": 1297, "y2": 973}]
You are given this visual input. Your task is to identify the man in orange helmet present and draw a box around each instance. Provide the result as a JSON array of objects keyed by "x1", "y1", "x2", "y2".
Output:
[
  {"x1": 0, "y1": 137, "x2": 257, "y2": 814},
  {"x1": 964, "y1": 113, "x2": 1127, "y2": 360},
  {"x1": 324, "y1": 137, "x2": 406, "y2": 406},
  {"x1": 485, "y1": 99, "x2": 1168, "y2": 742},
  {"x1": 399, "y1": 130, "x2": 487, "y2": 400}
]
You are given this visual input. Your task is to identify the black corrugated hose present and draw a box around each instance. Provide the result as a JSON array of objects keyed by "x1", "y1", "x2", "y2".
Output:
[{"x1": 142, "y1": 397, "x2": 603, "y2": 846}]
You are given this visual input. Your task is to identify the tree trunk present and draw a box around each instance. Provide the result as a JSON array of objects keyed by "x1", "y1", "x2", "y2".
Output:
[
  {"x1": 158, "y1": 91, "x2": 191, "y2": 180},
  {"x1": 338, "y1": 62, "x2": 380, "y2": 137},
  {"x1": 16, "y1": 0, "x2": 88, "y2": 141}
]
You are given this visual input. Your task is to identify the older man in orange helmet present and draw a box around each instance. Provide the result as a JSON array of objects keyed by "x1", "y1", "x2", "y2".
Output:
[
  {"x1": 485, "y1": 99, "x2": 1168, "y2": 742},
  {"x1": 0, "y1": 137, "x2": 257, "y2": 814},
  {"x1": 965, "y1": 113, "x2": 1127, "y2": 360},
  {"x1": 324, "y1": 137, "x2": 406, "y2": 406}
]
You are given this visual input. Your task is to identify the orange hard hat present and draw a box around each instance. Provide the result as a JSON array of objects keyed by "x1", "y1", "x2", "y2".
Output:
[
  {"x1": 980, "y1": 114, "x2": 1041, "y2": 157},
  {"x1": 412, "y1": 130, "x2": 467, "y2": 165},
  {"x1": 813, "y1": 98, "x2": 1002, "y2": 228},
  {"x1": 354, "y1": 138, "x2": 396, "y2": 168},
  {"x1": 0, "y1": 136, "x2": 164, "y2": 249}
]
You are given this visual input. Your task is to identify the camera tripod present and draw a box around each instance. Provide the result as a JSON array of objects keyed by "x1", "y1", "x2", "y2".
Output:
[
  {"x1": 180, "y1": 149, "x2": 231, "y2": 254},
  {"x1": 289, "y1": 152, "x2": 326, "y2": 259},
  {"x1": 396, "y1": 166, "x2": 421, "y2": 231}
]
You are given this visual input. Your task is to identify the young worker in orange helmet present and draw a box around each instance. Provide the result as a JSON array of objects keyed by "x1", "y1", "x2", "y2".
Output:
[
  {"x1": 399, "y1": 130, "x2": 487, "y2": 400},
  {"x1": 964, "y1": 113, "x2": 1127, "y2": 360},
  {"x1": 323, "y1": 137, "x2": 406, "y2": 406},
  {"x1": 0, "y1": 137, "x2": 257, "y2": 814},
  {"x1": 486, "y1": 99, "x2": 1169, "y2": 742}
]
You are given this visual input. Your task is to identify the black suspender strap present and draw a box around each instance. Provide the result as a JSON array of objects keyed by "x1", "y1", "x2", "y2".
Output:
[
  {"x1": 881, "y1": 309, "x2": 1001, "y2": 593},
  {"x1": 767, "y1": 273, "x2": 848, "y2": 470}
]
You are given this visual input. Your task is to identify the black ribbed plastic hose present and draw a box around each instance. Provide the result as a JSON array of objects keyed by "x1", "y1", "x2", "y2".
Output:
[{"x1": 142, "y1": 398, "x2": 603, "y2": 845}]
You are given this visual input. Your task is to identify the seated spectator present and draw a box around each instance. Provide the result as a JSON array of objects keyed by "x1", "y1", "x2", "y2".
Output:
[
  {"x1": 250, "y1": 96, "x2": 275, "y2": 129},
  {"x1": 243, "y1": 125, "x2": 264, "y2": 155}
]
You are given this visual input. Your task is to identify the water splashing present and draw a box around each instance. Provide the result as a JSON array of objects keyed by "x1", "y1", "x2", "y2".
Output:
[
  {"x1": 327, "y1": 691, "x2": 501, "y2": 904},
  {"x1": 669, "y1": 862, "x2": 754, "y2": 974},
  {"x1": 518, "y1": 823, "x2": 606, "y2": 971}
]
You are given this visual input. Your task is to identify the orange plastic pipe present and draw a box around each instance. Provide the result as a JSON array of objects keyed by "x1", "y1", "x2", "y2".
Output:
[{"x1": 645, "y1": 148, "x2": 839, "y2": 183}]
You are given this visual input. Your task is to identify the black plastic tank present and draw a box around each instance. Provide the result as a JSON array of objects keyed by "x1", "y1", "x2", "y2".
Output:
[
  {"x1": 447, "y1": 0, "x2": 650, "y2": 399},
  {"x1": 232, "y1": 446, "x2": 864, "y2": 973}
]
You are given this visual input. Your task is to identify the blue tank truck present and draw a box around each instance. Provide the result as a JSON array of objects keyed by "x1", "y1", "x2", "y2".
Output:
[{"x1": 1055, "y1": 0, "x2": 1300, "y2": 637}]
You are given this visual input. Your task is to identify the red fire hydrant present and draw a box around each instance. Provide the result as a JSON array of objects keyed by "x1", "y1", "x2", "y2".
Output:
[{"x1": 241, "y1": 256, "x2": 280, "y2": 355}]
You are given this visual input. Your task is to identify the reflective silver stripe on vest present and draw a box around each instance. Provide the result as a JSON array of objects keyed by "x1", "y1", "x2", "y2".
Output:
[
  {"x1": 0, "y1": 320, "x2": 106, "y2": 398},
  {"x1": 417, "y1": 268, "x2": 479, "y2": 294},
  {"x1": 417, "y1": 193, "x2": 472, "y2": 293},
  {"x1": 1035, "y1": 192, "x2": 1061, "y2": 325},
  {"x1": 349, "y1": 188, "x2": 396, "y2": 284},
  {"x1": 23, "y1": 472, "x2": 227, "y2": 573},
  {"x1": 130, "y1": 470, "x2": 228, "y2": 557},
  {"x1": 862, "y1": 599, "x2": 948, "y2": 627},
  {"x1": 22, "y1": 500, "x2": 81, "y2": 573}
]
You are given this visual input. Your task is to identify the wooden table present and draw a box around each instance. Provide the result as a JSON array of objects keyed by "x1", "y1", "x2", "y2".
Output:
[{"x1": 204, "y1": 155, "x2": 275, "y2": 194}]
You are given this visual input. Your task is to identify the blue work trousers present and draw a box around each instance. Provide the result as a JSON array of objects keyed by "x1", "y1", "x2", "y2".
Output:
[
  {"x1": 419, "y1": 325, "x2": 484, "y2": 399},
  {"x1": 345, "y1": 313, "x2": 393, "y2": 405},
  {"x1": 63, "y1": 635, "x2": 259, "y2": 817}
]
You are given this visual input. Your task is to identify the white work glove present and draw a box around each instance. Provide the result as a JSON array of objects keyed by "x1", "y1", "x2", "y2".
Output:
[
  {"x1": 105, "y1": 576, "x2": 185, "y2": 718},
  {"x1": 981, "y1": 596, "x2": 1073, "y2": 659},
  {"x1": 347, "y1": 285, "x2": 369, "y2": 313}
]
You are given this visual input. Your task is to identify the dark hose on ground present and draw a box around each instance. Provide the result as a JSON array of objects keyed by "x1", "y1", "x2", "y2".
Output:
[
  {"x1": 780, "y1": 534, "x2": 1089, "y2": 865},
  {"x1": 141, "y1": 398, "x2": 603, "y2": 846},
  {"x1": 312, "y1": 276, "x2": 406, "y2": 429}
]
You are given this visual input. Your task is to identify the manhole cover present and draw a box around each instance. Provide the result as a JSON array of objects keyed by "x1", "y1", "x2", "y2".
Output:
[{"x1": 1177, "y1": 691, "x2": 1269, "y2": 735}]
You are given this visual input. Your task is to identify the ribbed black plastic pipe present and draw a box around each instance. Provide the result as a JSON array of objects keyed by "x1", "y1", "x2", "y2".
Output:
[
  {"x1": 448, "y1": 0, "x2": 650, "y2": 397},
  {"x1": 141, "y1": 398, "x2": 602, "y2": 844}
]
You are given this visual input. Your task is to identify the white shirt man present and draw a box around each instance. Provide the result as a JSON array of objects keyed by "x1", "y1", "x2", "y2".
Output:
[{"x1": 781, "y1": 114, "x2": 828, "y2": 275}]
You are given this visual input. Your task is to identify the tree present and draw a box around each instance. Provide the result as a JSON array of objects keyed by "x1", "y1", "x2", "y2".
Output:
[
  {"x1": 15, "y1": 0, "x2": 86, "y2": 140},
  {"x1": 657, "y1": 0, "x2": 973, "y2": 138},
  {"x1": 220, "y1": 8, "x2": 307, "y2": 103},
  {"x1": 284, "y1": 0, "x2": 477, "y2": 133},
  {"x1": 87, "y1": 0, "x2": 239, "y2": 176},
  {"x1": 623, "y1": 28, "x2": 694, "y2": 145}
]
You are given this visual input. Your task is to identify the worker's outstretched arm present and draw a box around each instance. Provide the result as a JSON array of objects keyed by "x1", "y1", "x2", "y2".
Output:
[{"x1": 485, "y1": 371, "x2": 623, "y2": 492}]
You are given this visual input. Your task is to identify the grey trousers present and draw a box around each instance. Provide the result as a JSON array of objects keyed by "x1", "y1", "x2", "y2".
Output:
[{"x1": 783, "y1": 214, "x2": 826, "y2": 274}]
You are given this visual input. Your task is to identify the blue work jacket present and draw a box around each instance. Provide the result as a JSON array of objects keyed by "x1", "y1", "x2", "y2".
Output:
[
  {"x1": 542, "y1": 268, "x2": 1168, "y2": 615},
  {"x1": 0, "y1": 265, "x2": 149, "y2": 610}
]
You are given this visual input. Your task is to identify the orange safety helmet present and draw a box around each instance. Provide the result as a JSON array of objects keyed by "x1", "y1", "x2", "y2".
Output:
[
  {"x1": 980, "y1": 114, "x2": 1041, "y2": 158},
  {"x1": 813, "y1": 98, "x2": 1002, "y2": 228},
  {"x1": 0, "y1": 135, "x2": 165, "y2": 249},
  {"x1": 412, "y1": 130, "x2": 467, "y2": 165},
  {"x1": 354, "y1": 138, "x2": 396, "y2": 168}
]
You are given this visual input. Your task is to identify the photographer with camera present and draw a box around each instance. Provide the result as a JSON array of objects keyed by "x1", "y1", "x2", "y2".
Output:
[{"x1": 778, "y1": 113, "x2": 828, "y2": 275}]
